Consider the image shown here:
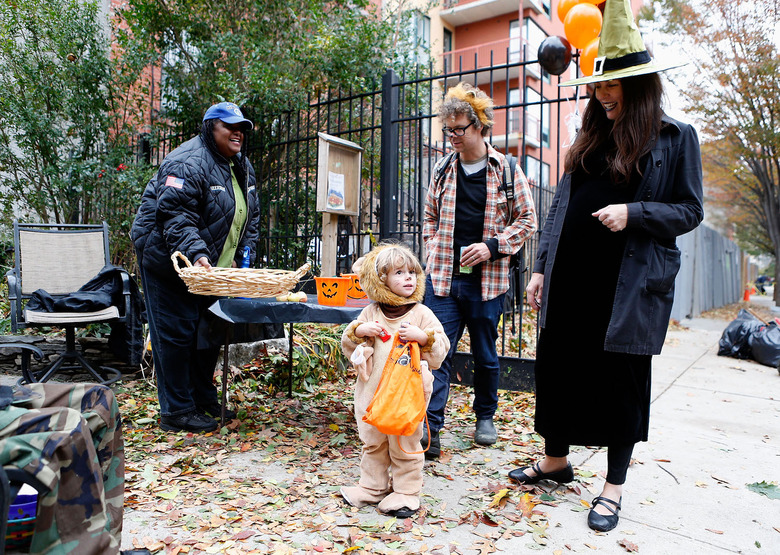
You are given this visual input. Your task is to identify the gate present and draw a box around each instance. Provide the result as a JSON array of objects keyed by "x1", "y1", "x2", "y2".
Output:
[{"x1": 255, "y1": 60, "x2": 575, "y2": 386}]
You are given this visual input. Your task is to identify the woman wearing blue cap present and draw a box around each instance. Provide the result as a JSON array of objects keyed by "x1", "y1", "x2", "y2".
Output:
[
  {"x1": 132, "y1": 102, "x2": 259, "y2": 433},
  {"x1": 507, "y1": 0, "x2": 703, "y2": 533}
]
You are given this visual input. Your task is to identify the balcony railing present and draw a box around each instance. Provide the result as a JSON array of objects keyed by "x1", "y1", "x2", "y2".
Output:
[
  {"x1": 490, "y1": 108, "x2": 542, "y2": 148},
  {"x1": 442, "y1": 37, "x2": 534, "y2": 74},
  {"x1": 440, "y1": 0, "x2": 546, "y2": 24}
]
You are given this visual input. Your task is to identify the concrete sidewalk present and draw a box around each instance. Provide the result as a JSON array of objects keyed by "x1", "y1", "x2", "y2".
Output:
[{"x1": 528, "y1": 302, "x2": 780, "y2": 554}]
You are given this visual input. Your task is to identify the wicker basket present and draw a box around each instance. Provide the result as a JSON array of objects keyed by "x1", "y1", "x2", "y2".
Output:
[{"x1": 172, "y1": 251, "x2": 310, "y2": 298}]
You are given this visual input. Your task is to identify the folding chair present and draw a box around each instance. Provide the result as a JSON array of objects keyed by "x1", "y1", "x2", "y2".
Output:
[{"x1": 6, "y1": 222, "x2": 128, "y2": 385}]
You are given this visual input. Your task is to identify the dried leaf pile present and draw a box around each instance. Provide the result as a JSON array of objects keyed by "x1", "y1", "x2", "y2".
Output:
[{"x1": 117, "y1": 362, "x2": 598, "y2": 554}]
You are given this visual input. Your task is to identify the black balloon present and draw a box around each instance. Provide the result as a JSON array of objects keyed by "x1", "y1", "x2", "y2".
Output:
[{"x1": 537, "y1": 36, "x2": 572, "y2": 76}]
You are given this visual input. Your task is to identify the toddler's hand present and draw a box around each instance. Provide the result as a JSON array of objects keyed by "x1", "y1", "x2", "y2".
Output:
[
  {"x1": 355, "y1": 321, "x2": 385, "y2": 339},
  {"x1": 399, "y1": 322, "x2": 427, "y2": 345}
]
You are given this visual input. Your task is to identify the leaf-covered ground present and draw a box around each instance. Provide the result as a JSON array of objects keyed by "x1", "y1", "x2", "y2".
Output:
[
  {"x1": 120, "y1": 297, "x2": 780, "y2": 554},
  {"x1": 118, "y1": 360, "x2": 601, "y2": 554},
  {"x1": 698, "y1": 298, "x2": 778, "y2": 324}
]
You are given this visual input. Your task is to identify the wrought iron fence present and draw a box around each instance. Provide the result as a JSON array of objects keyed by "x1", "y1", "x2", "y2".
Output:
[
  {"x1": 136, "y1": 58, "x2": 579, "y2": 356},
  {"x1": 250, "y1": 58, "x2": 577, "y2": 355}
]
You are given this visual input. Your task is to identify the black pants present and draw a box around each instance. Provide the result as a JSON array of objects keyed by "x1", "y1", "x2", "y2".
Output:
[
  {"x1": 546, "y1": 442, "x2": 634, "y2": 485},
  {"x1": 140, "y1": 267, "x2": 221, "y2": 417}
]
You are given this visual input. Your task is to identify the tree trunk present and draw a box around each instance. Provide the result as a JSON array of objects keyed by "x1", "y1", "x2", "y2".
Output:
[{"x1": 775, "y1": 249, "x2": 780, "y2": 307}]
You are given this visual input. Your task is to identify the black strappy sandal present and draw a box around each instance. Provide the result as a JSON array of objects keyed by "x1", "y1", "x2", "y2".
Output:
[
  {"x1": 588, "y1": 495, "x2": 622, "y2": 532},
  {"x1": 508, "y1": 462, "x2": 574, "y2": 485}
]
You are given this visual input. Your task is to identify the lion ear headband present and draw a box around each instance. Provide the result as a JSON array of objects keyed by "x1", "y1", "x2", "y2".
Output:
[{"x1": 445, "y1": 83, "x2": 494, "y2": 127}]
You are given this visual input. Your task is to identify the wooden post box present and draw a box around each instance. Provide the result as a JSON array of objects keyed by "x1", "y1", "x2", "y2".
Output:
[{"x1": 316, "y1": 132, "x2": 362, "y2": 277}]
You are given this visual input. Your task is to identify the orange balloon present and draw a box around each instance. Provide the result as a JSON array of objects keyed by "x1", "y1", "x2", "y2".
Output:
[
  {"x1": 564, "y1": 3, "x2": 603, "y2": 50},
  {"x1": 580, "y1": 0, "x2": 605, "y2": 4},
  {"x1": 557, "y1": 0, "x2": 582, "y2": 23},
  {"x1": 579, "y1": 37, "x2": 600, "y2": 76}
]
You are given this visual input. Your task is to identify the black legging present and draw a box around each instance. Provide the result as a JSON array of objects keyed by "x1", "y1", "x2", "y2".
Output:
[{"x1": 545, "y1": 442, "x2": 635, "y2": 485}]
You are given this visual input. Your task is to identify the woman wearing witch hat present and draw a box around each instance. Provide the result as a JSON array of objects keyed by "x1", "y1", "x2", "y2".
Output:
[{"x1": 508, "y1": 0, "x2": 704, "y2": 532}]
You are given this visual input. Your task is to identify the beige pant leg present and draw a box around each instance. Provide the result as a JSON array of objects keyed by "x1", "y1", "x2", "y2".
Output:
[
  {"x1": 377, "y1": 423, "x2": 424, "y2": 512},
  {"x1": 341, "y1": 419, "x2": 393, "y2": 507}
]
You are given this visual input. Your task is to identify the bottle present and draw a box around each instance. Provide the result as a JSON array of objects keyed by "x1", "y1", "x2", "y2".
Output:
[
  {"x1": 240, "y1": 246, "x2": 251, "y2": 268},
  {"x1": 459, "y1": 246, "x2": 472, "y2": 274}
]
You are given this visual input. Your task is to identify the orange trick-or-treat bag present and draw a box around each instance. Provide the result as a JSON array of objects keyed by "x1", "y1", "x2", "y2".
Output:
[{"x1": 363, "y1": 333, "x2": 426, "y2": 437}]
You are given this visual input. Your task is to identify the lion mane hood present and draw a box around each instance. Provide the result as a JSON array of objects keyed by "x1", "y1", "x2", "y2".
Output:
[{"x1": 358, "y1": 244, "x2": 425, "y2": 306}]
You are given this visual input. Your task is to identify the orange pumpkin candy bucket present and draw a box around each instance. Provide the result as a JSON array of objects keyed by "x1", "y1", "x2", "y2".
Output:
[
  {"x1": 341, "y1": 273, "x2": 367, "y2": 300},
  {"x1": 314, "y1": 276, "x2": 350, "y2": 306}
]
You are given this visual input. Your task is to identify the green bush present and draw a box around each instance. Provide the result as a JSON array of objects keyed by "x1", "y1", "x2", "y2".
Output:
[{"x1": 240, "y1": 323, "x2": 349, "y2": 395}]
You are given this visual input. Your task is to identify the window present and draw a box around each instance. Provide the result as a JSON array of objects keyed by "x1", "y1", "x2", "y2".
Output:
[
  {"x1": 509, "y1": 20, "x2": 521, "y2": 63},
  {"x1": 508, "y1": 87, "x2": 521, "y2": 133},
  {"x1": 524, "y1": 18, "x2": 551, "y2": 83},
  {"x1": 525, "y1": 87, "x2": 550, "y2": 147},
  {"x1": 443, "y1": 28, "x2": 453, "y2": 72},
  {"x1": 410, "y1": 12, "x2": 431, "y2": 66},
  {"x1": 541, "y1": 0, "x2": 552, "y2": 18},
  {"x1": 525, "y1": 155, "x2": 550, "y2": 189}
]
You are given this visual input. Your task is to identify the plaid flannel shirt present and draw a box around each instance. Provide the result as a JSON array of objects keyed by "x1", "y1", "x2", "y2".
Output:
[{"x1": 423, "y1": 142, "x2": 537, "y2": 301}]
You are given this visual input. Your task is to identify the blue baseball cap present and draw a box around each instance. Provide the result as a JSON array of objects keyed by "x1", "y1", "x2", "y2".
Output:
[{"x1": 202, "y1": 102, "x2": 253, "y2": 130}]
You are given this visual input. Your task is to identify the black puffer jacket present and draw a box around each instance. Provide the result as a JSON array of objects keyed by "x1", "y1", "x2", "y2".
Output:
[{"x1": 131, "y1": 135, "x2": 260, "y2": 282}]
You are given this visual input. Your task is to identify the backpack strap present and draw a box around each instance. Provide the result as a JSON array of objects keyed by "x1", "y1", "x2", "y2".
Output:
[
  {"x1": 502, "y1": 153, "x2": 516, "y2": 204},
  {"x1": 433, "y1": 151, "x2": 456, "y2": 189}
]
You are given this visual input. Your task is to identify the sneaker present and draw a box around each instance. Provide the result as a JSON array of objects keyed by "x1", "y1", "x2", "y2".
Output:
[
  {"x1": 196, "y1": 401, "x2": 237, "y2": 420},
  {"x1": 160, "y1": 411, "x2": 218, "y2": 433},
  {"x1": 474, "y1": 418, "x2": 497, "y2": 445},
  {"x1": 421, "y1": 427, "x2": 440, "y2": 459}
]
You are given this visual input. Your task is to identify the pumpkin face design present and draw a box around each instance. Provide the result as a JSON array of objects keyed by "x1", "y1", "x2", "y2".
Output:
[
  {"x1": 320, "y1": 281, "x2": 341, "y2": 298},
  {"x1": 342, "y1": 273, "x2": 366, "y2": 299},
  {"x1": 315, "y1": 276, "x2": 350, "y2": 306}
]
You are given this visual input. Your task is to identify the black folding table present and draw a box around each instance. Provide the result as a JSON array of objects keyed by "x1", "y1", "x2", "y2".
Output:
[{"x1": 208, "y1": 298, "x2": 363, "y2": 425}]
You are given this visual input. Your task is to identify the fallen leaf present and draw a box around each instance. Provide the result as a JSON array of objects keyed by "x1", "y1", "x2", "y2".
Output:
[
  {"x1": 488, "y1": 488, "x2": 510, "y2": 508},
  {"x1": 471, "y1": 538, "x2": 497, "y2": 554},
  {"x1": 517, "y1": 493, "x2": 538, "y2": 518},
  {"x1": 705, "y1": 529, "x2": 724, "y2": 535},
  {"x1": 746, "y1": 481, "x2": 780, "y2": 499},
  {"x1": 618, "y1": 538, "x2": 639, "y2": 552},
  {"x1": 157, "y1": 487, "x2": 179, "y2": 500}
]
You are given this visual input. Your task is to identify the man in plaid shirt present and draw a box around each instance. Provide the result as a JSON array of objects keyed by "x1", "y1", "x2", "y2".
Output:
[{"x1": 422, "y1": 82, "x2": 537, "y2": 458}]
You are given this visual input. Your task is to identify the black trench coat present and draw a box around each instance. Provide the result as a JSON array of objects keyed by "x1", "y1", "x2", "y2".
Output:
[{"x1": 534, "y1": 115, "x2": 704, "y2": 355}]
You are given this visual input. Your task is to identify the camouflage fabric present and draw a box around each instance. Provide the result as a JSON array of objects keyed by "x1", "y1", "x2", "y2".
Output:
[{"x1": 0, "y1": 383, "x2": 124, "y2": 555}]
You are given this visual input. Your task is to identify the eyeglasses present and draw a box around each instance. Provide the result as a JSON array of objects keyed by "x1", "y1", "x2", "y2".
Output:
[{"x1": 442, "y1": 122, "x2": 473, "y2": 137}]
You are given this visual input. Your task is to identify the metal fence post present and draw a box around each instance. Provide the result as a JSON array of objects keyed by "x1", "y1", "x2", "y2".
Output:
[{"x1": 380, "y1": 69, "x2": 399, "y2": 240}]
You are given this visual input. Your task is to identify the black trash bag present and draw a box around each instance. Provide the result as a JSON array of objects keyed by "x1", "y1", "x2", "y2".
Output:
[
  {"x1": 748, "y1": 319, "x2": 780, "y2": 368},
  {"x1": 717, "y1": 309, "x2": 764, "y2": 359}
]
